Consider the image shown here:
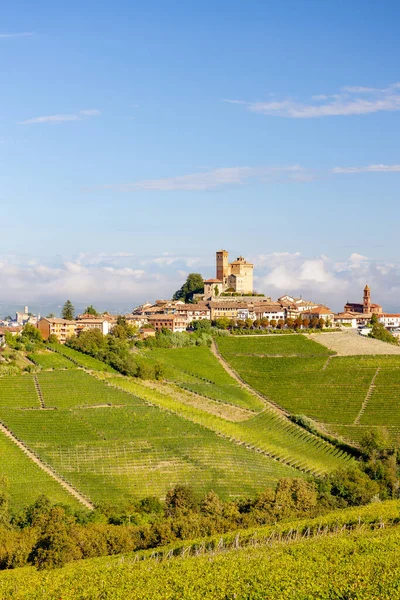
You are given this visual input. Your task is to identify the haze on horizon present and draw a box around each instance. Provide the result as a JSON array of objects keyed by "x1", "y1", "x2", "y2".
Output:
[{"x1": 1, "y1": 1, "x2": 400, "y2": 312}]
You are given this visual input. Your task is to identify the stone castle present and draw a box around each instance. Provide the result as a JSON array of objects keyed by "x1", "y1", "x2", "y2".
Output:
[{"x1": 203, "y1": 250, "x2": 254, "y2": 298}]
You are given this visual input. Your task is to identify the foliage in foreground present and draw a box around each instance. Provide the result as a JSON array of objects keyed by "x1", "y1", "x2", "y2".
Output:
[{"x1": 2, "y1": 504, "x2": 400, "y2": 599}]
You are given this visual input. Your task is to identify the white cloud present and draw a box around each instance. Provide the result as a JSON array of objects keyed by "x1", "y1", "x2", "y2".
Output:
[
  {"x1": 0, "y1": 32, "x2": 34, "y2": 39},
  {"x1": 332, "y1": 164, "x2": 400, "y2": 174},
  {"x1": 1, "y1": 252, "x2": 400, "y2": 313},
  {"x1": 225, "y1": 82, "x2": 400, "y2": 118},
  {"x1": 256, "y1": 253, "x2": 400, "y2": 311},
  {"x1": 88, "y1": 165, "x2": 308, "y2": 193},
  {"x1": 18, "y1": 109, "x2": 101, "y2": 125}
]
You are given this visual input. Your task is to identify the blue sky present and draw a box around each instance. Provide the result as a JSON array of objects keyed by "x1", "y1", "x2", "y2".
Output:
[{"x1": 1, "y1": 1, "x2": 400, "y2": 313}]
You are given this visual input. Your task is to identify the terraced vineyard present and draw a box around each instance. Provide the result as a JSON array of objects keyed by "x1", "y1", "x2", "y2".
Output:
[
  {"x1": 28, "y1": 351, "x2": 76, "y2": 370},
  {"x1": 48, "y1": 344, "x2": 117, "y2": 373},
  {"x1": 0, "y1": 372, "x2": 304, "y2": 507},
  {"x1": 146, "y1": 346, "x2": 264, "y2": 411},
  {"x1": 110, "y1": 377, "x2": 353, "y2": 475},
  {"x1": 218, "y1": 335, "x2": 400, "y2": 445}
]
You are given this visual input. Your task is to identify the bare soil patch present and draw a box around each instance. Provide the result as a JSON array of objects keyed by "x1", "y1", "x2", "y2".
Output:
[{"x1": 311, "y1": 331, "x2": 400, "y2": 356}]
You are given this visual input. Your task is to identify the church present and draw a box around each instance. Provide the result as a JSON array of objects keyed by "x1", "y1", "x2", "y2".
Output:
[{"x1": 344, "y1": 284, "x2": 383, "y2": 316}]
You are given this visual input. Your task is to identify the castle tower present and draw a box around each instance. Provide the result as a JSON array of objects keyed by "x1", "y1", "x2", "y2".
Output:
[
  {"x1": 216, "y1": 250, "x2": 229, "y2": 282},
  {"x1": 363, "y1": 284, "x2": 371, "y2": 314}
]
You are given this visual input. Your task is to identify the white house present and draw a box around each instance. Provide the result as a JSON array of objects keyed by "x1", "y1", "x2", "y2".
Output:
[
  {"x1": 378, "y1": 314, "x2": 400, "y2": 328},
  {"x1": 254, "y1": 303, "x2": 285, "y2": 322}
]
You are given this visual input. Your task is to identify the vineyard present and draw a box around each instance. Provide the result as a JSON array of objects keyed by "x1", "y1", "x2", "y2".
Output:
[
  {"x1": 28, "y1": 351, "x2": 76, "y2": 370},
  {"x1": 110, "y1": 377, "x2": 352, "y2": 475},
  {"x1": 0, "y1": 371, "x2": 304, "y2": 507},
  {"x1": 146, "y1": 346, "x2": 264, "y2": 411},
  {"x1": 218, "y1": 335, "x2": 400, "y2": 445},
  {"x1": 0, "y1": 428, "x2": 82, "y2": 510},
  {"x1": 1, "y1": 499, "x2": 400, "y2": 599},
  {"x1": 48, "y1": 344, "x2": 117, "y2": 373}
]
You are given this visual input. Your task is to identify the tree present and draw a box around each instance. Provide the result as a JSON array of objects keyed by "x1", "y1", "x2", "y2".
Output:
[
  {"x1": 173, "y1": 274, "x2": 204, "y2": 303},
  {"x1": 192, "y1": 319, "x2": 211, "y2": 332},
  {"x1": 329, "y1": 466, "x2": 379, "y2": 506},
  {"x1": 214, "y1": 317, "x2": 230, "y2": 330},
  {"x1": 270, "y1": 319, "x2": 277, "y2": 329},
  {"x1": 370, "y1": 313, "x2": 378, "y2": 325},
  {"x1": 61, "y1": 300, "x2": 75, "y2": 321},
  {"x1": 245, "y1": 318, "x2": 253, "y2": 329},
  {"x1": 294, "y1": 317, "x2": 303, "y2": 329},
  {"x1": 21, "y1": 324, "x2": 43, "y2": 342},
  {"x1": 46, "y1": 313, "x2": 56, "y2": 319},
  {"x1": 214, "y1": 285, "x2": 219, "y2": 297},
  {"x1": 370, "y1": 322, "x2": 398, "y2": 346},
  {"x1": 277, "y1": 319, "x2": 285, "y2": 329},
  {"x1": 286, "y1": 318, "x2": 294, "y2": 329},
  {"x1": 84, "y1": 305, "x2": 98, "y2": 316},
  {"x1": 165, "y1": 485, "x2": 197, "y2": 516}
]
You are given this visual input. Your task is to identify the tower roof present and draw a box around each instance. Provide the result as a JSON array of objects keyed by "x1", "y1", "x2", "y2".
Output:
[{"x1": 364, "y1": 284, "x2": 370, "y2": 291}]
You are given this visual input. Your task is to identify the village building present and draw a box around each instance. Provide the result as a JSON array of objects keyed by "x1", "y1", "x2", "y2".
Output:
[
  {"x1": 173, "y1": 304, "x2": 211, "y2": 323},
  {"x1": 301, "y1": 306, "x2": 335, "y2": 323},
  {"x1": 75, "y1": 318, "x2": 112, "y2": 336},
  {"x1": 209, "y1": 302, "x2": 250, "y2": 321},
  {"x1": 146, "y1": 314, "x2": 188, "y2": 333},
  {"x1": 378, "y1": 314, "x2": 400, "y2": 328},
  {"x1": 38, "y1": 318, "x2": 77, "y2": 343},
  {"x1": 278, "y1": 296, "x2": 319, "y2": 312},
  {"x1": 253, "y1": 302, "x2": 285, "y2": 322},
  {"x1": 333, "y1": 312, "x2": 359, "y2": 328}
]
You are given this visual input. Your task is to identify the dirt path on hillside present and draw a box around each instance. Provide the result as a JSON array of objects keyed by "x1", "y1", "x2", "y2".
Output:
[
  {"x1": 312, "y1": 330, "x2": 400, "y2": 356},
  {"x1": 210, "y1": 340, "x2": 288, "y2": 417},
  {"x1": 0, "y1": 422, "x2": 94, "y2": 509}
]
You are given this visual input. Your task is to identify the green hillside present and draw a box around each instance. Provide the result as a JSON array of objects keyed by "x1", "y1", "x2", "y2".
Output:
[
  {"x1": 0, "y1": 371, "x2": 304, "y2": 507},
  {"x1": 146, "y1": 346, "x2": 264, "y2": 411},
  {"x1": 217, "y1": 335, "x2": 400, "y2": 444},
  {"x1": 1, "y1": 500, "x2": 400, "y2": 599}
]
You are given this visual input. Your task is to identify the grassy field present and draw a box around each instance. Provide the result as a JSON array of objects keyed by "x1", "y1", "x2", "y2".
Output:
[
  {"x1": 1, "y1": 500, "x2": 400, "y2": 599},
  {"x1": 0, "y1": 372, "x2": 303, "y2": 507},
  {"x1": 146, "y1": 346, "x2": 264, "y2": 411},
  {"x1": 218, "y1": 335, "x2": 400, "y2": 445}
]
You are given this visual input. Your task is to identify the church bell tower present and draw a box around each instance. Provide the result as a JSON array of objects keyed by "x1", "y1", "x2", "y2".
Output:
[{"x1": 363, "y1": 284, "x2": 371, "y2": 314}]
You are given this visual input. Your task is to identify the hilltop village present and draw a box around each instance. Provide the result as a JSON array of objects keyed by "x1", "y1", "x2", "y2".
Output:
[{"x1": 0, "y1": 249, "x2": 399, "y2": 345}]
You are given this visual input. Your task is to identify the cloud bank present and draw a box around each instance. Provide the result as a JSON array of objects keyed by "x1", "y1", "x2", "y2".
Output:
[
  {"x1": 225, "y1": 82, "x2": 400, "y2": 118},
  {"x1": 1, "y1": 252, "x2": 400, "y2": 314}
]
